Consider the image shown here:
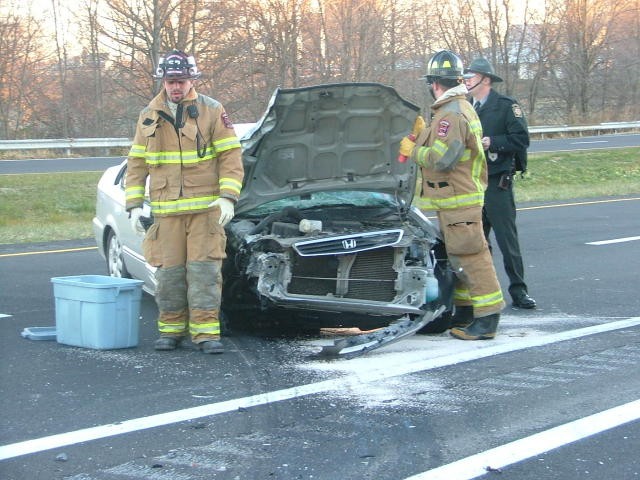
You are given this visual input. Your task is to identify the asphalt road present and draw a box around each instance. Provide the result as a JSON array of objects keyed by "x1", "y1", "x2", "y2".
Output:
[
  {"x1": 1, "y1": 196, "x2": 639, "y2": 480},
  {"x1": 1, "y1": 133, "x2": 639, "y2": 174}
]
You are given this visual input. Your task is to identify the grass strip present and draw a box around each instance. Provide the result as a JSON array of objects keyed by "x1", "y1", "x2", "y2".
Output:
[{"x1": 0, "y1": 148, "x2": 639, "y2": 244}]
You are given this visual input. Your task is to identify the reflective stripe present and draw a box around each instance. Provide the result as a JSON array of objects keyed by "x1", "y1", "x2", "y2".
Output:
[
  {"x1": 158, "y1": 323, "x2": 187, "y2": 334},
  {"x1": 469, "y1": 119, "x2": 482, "y2": 134},
  {"x1": 432, "y1": 139, "x2": 448, "y2": 156},
  {"x1": 413, "y1": 196, "x2": 433, "y2": 210},
  {"x1": 454, "y1": 288, "x2": 472, "y2": 301},
  {"x1": 190, "y1": 323, "x2": 221, "y2": 335},
  {"x1": 416, "y1": 140, "x2": 470, "y2": 168},
  {"x1": 430, "y1": 191, "x2": 485, "y2": 210},
  {"x1": 455, "y1": 288, "x2": 503, "y2": 308},
  {"x1": 213, "y1": 136, "x2": 241, "y2": 153},
  {"x1": 144, "y1": 148, "x2": 216, "y2": 166},
  {"x1": 415, "y1": 146, "x2": 430, "y2": 167},
  {"x1": 471, "y1": 290, "x2": 504, "y2": 308},
  {"x1": 130, "y1": 141, "x2": 240, "y2": 166},
  {"x1": 219, "y1": 177, "x2": 242, "y2": 195},
  {"x1": 126, "y1": 185, "x2": 145, "y2": 201},
  {"x1": 129, "y1": 144, "x2": 146, "y2": 157},
  {"x1": 151, "y1": 196, "x2": 217, "y2": 215}
]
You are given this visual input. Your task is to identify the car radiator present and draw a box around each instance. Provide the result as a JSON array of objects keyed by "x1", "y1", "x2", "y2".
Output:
[{"x1": 287, "y1": 247, "x2": 397, "y2": 301}]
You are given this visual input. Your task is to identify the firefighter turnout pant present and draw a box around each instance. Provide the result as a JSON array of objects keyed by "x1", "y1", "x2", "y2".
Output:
[
  {"x1": 142, "y1": 209, "x2": 226, "y2": 343},
  {"x1": 437, "y1": 206, "x2": 505, "y2": 318}
]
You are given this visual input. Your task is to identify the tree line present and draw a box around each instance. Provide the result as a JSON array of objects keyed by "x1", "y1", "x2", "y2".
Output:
[{"x1": 1, "y1": 0, "x2": 638, "y2": 140}]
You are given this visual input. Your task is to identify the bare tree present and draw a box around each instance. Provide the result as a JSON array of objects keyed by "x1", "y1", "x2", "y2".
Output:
[
  {"x1": 0, "y1": 6, "x2": 49, "y2": 138},
  {"x1": 553, "y1": 0, "x2": 634, "y2": 121},
  {"x1": 3, "y1": 0, "x2": 640, "y2": 139}
]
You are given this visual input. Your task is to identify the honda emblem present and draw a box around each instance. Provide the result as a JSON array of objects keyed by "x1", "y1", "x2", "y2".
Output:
[{"x1": 342, "y1": 239, "x2": 357, "y2": 249}]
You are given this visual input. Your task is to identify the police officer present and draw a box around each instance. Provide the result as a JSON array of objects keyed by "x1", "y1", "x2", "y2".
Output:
[
  {"x1": 399, "y1": 50, "x2": 505, "y2": 340},
  {"x1": 464, "y1": 58, "x2": 536, "y2": 309},
  {"x1": 126, "y1": 50, "x2": 244, "y2": 353}
]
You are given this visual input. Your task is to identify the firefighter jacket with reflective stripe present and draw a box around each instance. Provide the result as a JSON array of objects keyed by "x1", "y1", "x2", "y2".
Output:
[
  {"x1": 125, "y1": 88, "x2": 244, "y2": 216},
  {"x1": 411, "y1": 84, "x2": 487, "y2": 211}
]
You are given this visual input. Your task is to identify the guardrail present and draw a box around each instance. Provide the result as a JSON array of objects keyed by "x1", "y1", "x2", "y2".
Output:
[
  {"x1": 529, "y1": 121, "x2": 640, "y2": 137},
  {"x1": 0, "y1": 121, "x2": 638, "y2": 152}
]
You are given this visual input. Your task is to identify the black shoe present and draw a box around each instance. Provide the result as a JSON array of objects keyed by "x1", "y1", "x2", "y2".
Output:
[
  {"x1": 512, "y1": 293, "x2": 536, "y2": 309},
  {"x1": 199, "y1": 340, "x2": 224, "y2": 354},
  {"x1": 450, "y1": 313, "x2": 499, "y2": 340},
  {"x1": 450, "y1": 305, "x2": 474, "y2": 328},
  {"x1": 154, "y1": 336, "x2": 181, "y2": 351}
]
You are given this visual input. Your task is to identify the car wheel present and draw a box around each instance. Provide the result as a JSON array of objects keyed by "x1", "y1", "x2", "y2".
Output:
[{"x1": 106, "y1": 229, "x2": 130, "y2": 278}]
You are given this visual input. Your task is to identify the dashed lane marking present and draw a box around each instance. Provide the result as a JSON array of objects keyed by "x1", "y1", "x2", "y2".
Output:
[{"x1": 586, "y1": 235, "x2": 640, "y2": 245}]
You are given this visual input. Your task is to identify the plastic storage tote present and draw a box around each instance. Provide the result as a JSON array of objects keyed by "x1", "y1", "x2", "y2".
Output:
[{"x1": 51, "y1": 275, "x2": 144, "y2": 349}]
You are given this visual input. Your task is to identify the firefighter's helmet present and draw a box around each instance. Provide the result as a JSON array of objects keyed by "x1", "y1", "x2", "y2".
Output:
[
  {"x1": 423, "y1": 50, "x2": 467, "y2": 84},
  {"x1": 154, "y1": 50, "x2": 201, "y2": 80},
  {"x1": 464, "y1": 58, "x2": 503, "y2": 83}
]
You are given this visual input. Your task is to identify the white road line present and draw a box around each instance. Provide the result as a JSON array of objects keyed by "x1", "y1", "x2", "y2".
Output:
[
  {"x1": 1, "y1": 317, "x2": 639, "y2": 461},
  {"x1": 0, "y1": 314, "x2": 11, "y2": 318},
  {"x1": 586, "y1": 236, "x2": 640, "y2": 245},
  {"x1": 571, "y1": 140, "x2": 609, "y2": 144},
  {"x1": 404, "y1": 398, "x2": 640, "y2": 480}
]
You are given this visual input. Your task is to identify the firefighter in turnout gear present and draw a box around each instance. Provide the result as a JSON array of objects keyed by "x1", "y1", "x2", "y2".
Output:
[
  {"x1": 126, "y1": 50, "x2": 244, "y2": 353},
  {"x1": 398, "y1": 50, "x2": 505, "y2": 340}
]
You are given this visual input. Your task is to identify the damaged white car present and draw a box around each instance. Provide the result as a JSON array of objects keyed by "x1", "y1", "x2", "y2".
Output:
[{"x1": 93, "y1": 83, "x2": 454, "y2": 357}]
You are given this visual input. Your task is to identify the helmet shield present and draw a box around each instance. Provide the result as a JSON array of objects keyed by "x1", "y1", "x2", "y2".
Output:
[{"x1": 154, "y1": 50, "x2": 202, "y2": 80}]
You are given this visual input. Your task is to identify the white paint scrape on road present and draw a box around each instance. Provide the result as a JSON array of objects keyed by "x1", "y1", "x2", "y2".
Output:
[{"x1": 0, "y1": 316, "x2": 638, "y2": 462}]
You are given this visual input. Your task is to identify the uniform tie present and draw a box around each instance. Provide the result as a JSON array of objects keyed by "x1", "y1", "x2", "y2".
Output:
[{"x1": 474, "y1": 101, "x2": 481, "y2": 112}]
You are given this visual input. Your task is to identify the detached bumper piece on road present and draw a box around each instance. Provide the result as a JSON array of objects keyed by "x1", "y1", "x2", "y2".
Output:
[{"x1": 318, "y1": 306, "x2": 446, "y2": 359}]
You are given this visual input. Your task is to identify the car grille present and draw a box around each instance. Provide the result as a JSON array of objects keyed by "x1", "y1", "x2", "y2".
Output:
[
  {"x1": 292, "y1": 229, "x2": 403, "y2": 257},
  {"x1": 288, "y1": 247, "x2": 397, "y2": 301}
]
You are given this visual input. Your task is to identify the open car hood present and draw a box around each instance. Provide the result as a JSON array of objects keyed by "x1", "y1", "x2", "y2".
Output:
[{"x1": 235, "y1": 83, "x2": 421, "y2": 215}]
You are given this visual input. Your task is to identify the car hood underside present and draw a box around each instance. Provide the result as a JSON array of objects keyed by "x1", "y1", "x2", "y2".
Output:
[{"x1": 236, "y1": 83, "x2": 421, "y2": 215}]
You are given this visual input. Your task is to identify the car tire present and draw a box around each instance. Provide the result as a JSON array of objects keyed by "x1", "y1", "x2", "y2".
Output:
[{"x1": 106, "y1": 229, "x2": 130, "y2": 278}]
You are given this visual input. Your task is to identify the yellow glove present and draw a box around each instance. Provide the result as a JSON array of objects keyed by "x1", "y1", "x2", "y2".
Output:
[
  {"x1": 398, "y1": 136, "x2": 416, "y2": 160},
  {"x1": 411, "y1": 115, "x2": 426, "y2": 137},
  {"x1": 398, "y1": 115, "x2": 426, "y2": 162}
]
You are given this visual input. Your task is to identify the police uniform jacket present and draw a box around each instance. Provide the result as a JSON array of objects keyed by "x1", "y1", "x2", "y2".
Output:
[
  {"x1": 125, "y1": 88, "x2": 244, "y2": 217},
  {"x1": 411, "y1": 85, "x2": 487, "y2": 211},
  {"x1": 475, "y1": 89, "x2": 529, "y2": 177}
]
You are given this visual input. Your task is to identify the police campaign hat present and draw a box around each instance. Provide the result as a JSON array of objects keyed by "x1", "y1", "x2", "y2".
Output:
[{"x1": 464, "y1": 58, "x2": 503, "y2": 83}]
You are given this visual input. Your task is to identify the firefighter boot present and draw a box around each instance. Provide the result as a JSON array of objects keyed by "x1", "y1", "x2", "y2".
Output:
[
  {"x1": 154, "y1": 336, "x2": 181, "y2": 350},
  {"x1": 199, "y1": 340, "x2": 224, "y2": 354},
  {"x1": 450, "y1": 305, "x2": 474, "y2": 328},
  {"x1": 450, "y1": 313, "x2": 499, "y2": 340}
]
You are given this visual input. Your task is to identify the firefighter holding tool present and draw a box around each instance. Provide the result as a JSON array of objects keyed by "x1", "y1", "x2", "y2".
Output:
[{"x1": 398, "y1": 50, "x2": 505, "y2": 340}]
